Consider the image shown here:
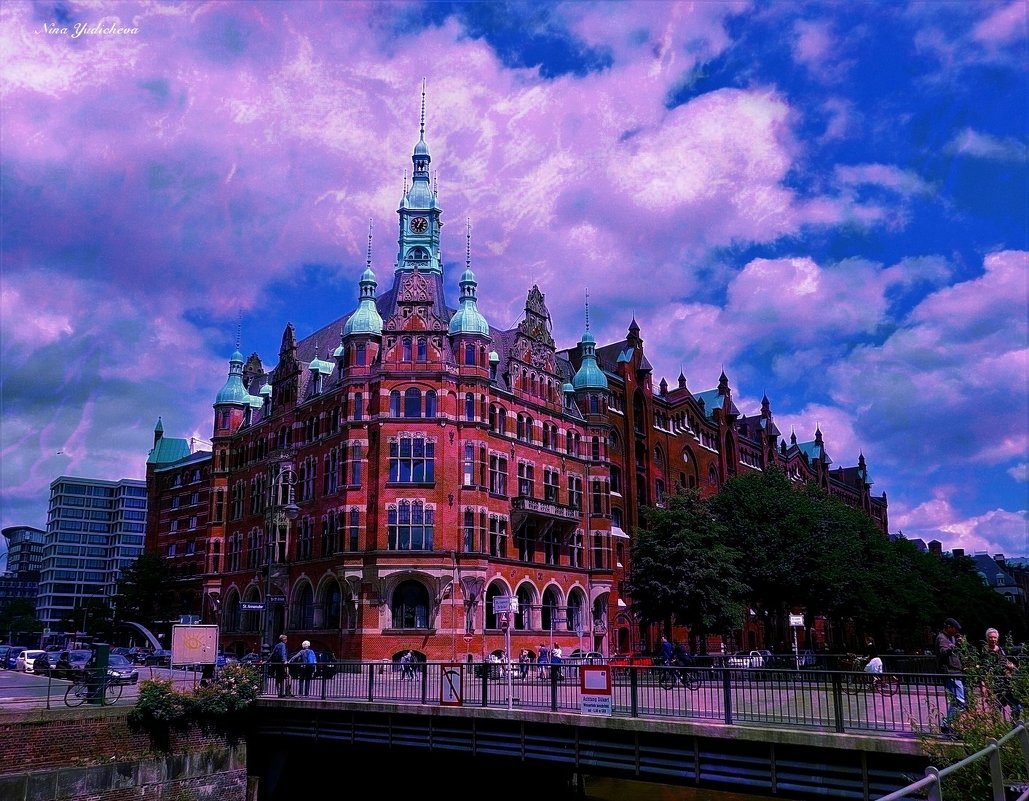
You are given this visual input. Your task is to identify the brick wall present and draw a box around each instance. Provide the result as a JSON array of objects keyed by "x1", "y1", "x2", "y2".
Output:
[{"x1": 0, "y1": 706, "x2": 246, "y2": 801}]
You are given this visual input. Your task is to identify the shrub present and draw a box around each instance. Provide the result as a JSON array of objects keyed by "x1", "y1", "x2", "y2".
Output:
[{"x1": 128, "y1": 664, "x2": 261, "y2": 748}]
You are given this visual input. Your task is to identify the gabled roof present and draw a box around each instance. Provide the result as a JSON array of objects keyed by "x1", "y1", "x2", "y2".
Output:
[{"x1": 147, "y1": 437, "x2": 192, "y2": 466}]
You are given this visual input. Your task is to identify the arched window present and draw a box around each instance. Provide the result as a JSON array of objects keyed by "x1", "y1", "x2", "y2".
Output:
[
  {"x1": 389, "y1": 390, "x2": 401, "y2": 417},
  {"x1": 402, "y1": 338, "x2": 412, "y2": 361},
  {"x1": 355, "y1": 343, "x2": 366, "y2": 366},
  {"x1": 567, "y1": 591, "x2": 585, "y2": 633},
  {"x1": 515, "y1": 584, "x2": 534, "y2": 630},
  {"x1": 292, "y1": 582, "x2": 314, "y2": 629},
  {"x1": 464, "y1": 393, "x2": 474, "y2": 421},
  {"x1": 323, "y1": 581, "x2": 342, "y2": 630},
  {"x1": 404, "y1": 387, "x2": 421, "y2": 418},
  {"x1": 541, "y1": 586, "x2": 561, "y2": 634},
  {"x1": 424, "y1": 390, "x2": 437, "y2": 418},
  {"x1": 465, "y1": 343, "x2": 475, "y2": 365},
  {"x1": 391, "y1": 580, "x2": 429, "y2": 629},
  {"x1": 417, "y1": 337, "x2": 427, "y2": 362}
]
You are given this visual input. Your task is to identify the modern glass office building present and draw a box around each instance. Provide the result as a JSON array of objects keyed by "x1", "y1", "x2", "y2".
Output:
[{"x1": 37, "y1": 476, "x2": 147, "y2": 629}]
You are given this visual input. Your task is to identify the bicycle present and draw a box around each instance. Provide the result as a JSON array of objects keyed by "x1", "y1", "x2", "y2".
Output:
[
  {"x1": 64, "y1": 674, "x2": 123, "y2": 707},
  {"x1": 656, "y1": 661, "x2": 700, "y2": 691},
  {"x1": 842, "y1": 669, "x2": 900, "y2": 697}
]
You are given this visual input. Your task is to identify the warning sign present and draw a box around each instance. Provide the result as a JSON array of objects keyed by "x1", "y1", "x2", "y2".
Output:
[
  {"x1": 441, "y1": 663, "x2": 463, "y2": 706},
  {"x1": 579, "y1": 665, "x2": 612, "y2": 716}
]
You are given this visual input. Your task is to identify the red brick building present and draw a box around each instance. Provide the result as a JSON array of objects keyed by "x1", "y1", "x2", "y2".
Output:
[{"x1": 146, "y1": 106, "x2": 887, "y2": 663}]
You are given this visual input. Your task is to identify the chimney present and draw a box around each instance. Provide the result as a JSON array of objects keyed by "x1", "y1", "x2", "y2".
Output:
[
  {"x1": 928, "y1": 540, "x2": 943, "y2": 557},
  {"x1": 994, "y1": 554, "x2": 1006, "y2": 568},
  {"x1": 952, "y1": 548, "x2": 965, "y2": 558}
]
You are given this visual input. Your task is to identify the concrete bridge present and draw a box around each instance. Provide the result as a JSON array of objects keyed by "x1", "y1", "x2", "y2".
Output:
[{"x1": 246, "y1": 663, "x2": 945, "y2": 800}]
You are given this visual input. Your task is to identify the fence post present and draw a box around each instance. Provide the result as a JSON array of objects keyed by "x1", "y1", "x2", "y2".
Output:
[
  {"x1": 987, "y1": 739, "x2": 1005, "y2": 801},
  {"x1": 925, "y1": 766, "x2": 942, "y2": 801},
  {"x1": 722, "y1": 666, "x2": 732, "y2": 725},
  {"x1": 367, "y1": 659, "x2": 375, "y2": 702},
  {"x1": 830, "y1": 671, "x2": 845, "y2": 733},
  {"x1": 629, "y1": 666, "x2": 638, "y2": 718}
]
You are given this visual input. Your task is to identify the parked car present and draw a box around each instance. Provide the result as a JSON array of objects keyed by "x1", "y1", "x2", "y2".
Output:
[
  {"x1": 0, "y1": 645, "x2": 13, "y2": 669},
  {"x1": 5, "y1": 648, "x2": 26, "y2": 670},
  {"x1": 727, "y1": 650, "x2": 771, "y2": 669},
  {"x1": 53, "y1": 649, "x2": 94, "y2": 680},
  {"x1": 33, "y1": 651, "x2": 60, "y2": 676},
  {"x1": 240, "y1": 652, "x2": 265, "y2": 668},
  {"x1": 145, "y1": 649, "x2": 172, "y2": 666},
  {"x1": 15, "y1": 649, "x2": 47, "y2": 673},
  {"x1": 314, "y1": 650, "x2": 338, "y2": 679},
  {"x1": 106, "y1": 653, "x2": 139, "y2": 685}
]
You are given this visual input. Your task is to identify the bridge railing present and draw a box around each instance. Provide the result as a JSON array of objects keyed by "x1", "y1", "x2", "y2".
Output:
[
  {"x1": 258, "y1": 660, "x2": 1021, "y2": 738},
  {"x1": 875, "y1": 722, "x2": 1028, "y2": 801}
]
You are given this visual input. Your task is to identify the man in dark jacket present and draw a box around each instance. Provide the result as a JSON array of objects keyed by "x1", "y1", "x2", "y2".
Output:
[
  {"x1": 935, "y1": 618, "x2": 965, "y2": 734},
  {"x1": 268, "y1": 634, "x2": 291, "y2": 697}
]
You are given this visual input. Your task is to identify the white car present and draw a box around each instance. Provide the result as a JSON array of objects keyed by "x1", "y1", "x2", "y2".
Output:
[
  {"x1": 727, "y1": 650, "x2": 771, "y2": 668},
  {"x1": 15, "y1": 649, "x2": 47, "y2": 673}
]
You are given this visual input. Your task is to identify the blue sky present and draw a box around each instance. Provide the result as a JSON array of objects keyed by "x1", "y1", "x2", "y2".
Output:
[{"x1": 1, "y1": 0, "x2": 1026, "y2": 562}]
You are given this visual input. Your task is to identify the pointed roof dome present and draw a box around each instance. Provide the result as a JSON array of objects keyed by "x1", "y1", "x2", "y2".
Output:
[
  {"x1": 449, "y1": 224, "x2": 490, "y2": 336},
  {"x1": 215, "y1": 348, "x2": 253, "y2": 406},
  {"x1": 449, "y1": 269, "x2": 491, "y2": 335},
  {"x1": 344, "y1": 232, "x2": 384, "y2": 337},
  {"x1": 572, "y1": 330, "x2": 608, "y2": 390}
]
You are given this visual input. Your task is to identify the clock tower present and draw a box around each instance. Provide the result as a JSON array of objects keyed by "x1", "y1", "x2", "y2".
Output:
[{"x1": 397, "y1": 80, "x2": 442, "y2": 275}]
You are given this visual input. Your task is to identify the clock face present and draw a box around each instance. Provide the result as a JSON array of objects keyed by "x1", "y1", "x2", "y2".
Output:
[{"x1": 410, "y1": 217, "x2": 428, "y2": 234}]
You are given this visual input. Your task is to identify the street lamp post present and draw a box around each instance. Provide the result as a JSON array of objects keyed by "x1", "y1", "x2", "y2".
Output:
[{"x1": 262, "y1": 462, "x2": 298, "y2": 654}]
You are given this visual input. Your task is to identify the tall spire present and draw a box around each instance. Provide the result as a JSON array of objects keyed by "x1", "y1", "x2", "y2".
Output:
[
  {"x1": 573, "y1": 288, "x2": 608, "y2": 391},
  {"x1": 419, "y1": 77, "x2": 426, "y2": 142},
  {"x1": 449, "y1": 218, "x2": 490, "y2": 336},
  {"x1": 585, "y1": 287, "x2": 591, "y2": 332}
]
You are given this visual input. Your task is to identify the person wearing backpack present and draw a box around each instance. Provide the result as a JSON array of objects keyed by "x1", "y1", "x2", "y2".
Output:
[{"x1": 296, "y1": 640, "x2": 317, "y2": 696}]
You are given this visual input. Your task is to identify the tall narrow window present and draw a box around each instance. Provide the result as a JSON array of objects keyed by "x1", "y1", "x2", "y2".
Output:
[
  {"x1": 402, "y1": 338, "x2": 412, "y2": 361},
  {"x1": 463, "y1": 444, "x2": 475, "y2": 487},
  {"x1": 417, "y1": 337, "x2": 427, "y2": 361},
  {"x1": 464, "y1": 393, "x2": 474, "y2": 421},
  {"x1": 424, "y1": 390, "x2": 436, "y2": 418},
  {"x1": 465, "y1": 343, "x2": 475, "y2": 364},
  {"x1": 355, "y1": 343, "x2": 366, "y2": 366},
  {"x1": 404, "y1": 387, "x2": 421, "y2": 418},
  {"x1": 348, "y1": 508, "x2": 360, "y2": 551},
  {"x1": 389, "y1": 390, "x2": 401, "y2": 417}
]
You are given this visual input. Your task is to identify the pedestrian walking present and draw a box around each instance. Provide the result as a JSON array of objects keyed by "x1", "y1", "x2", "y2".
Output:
[
  {"x1": 936, "y1": 617, "x2": 965, "y2": 735},
  {"x1": 269, "y1": 634, "x2": 291, "y2": 697},
  {"x1": 537, "y1": 644, "x2": 549, "y2": 680}
]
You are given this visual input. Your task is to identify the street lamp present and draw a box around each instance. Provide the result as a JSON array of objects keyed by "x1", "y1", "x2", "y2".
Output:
[{"x1": 262, "y1": 463, "x2": 298, "y2": 653}]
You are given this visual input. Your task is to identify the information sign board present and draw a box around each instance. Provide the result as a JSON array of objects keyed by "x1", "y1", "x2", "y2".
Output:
[
  {"x1": 171, "y1": 624, "x2": 219, "y2": 666},
  {"x1": 579, "y1": 665, "x2": 612, "y2": 716}
]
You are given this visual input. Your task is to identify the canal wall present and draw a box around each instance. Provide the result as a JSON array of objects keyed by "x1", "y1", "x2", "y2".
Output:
[{"x1": 0, "y1": 705, "x2": 246, "y2": 801}]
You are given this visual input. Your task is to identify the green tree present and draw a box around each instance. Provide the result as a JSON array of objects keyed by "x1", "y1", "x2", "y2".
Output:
[
  {"x1": 0, "y1": 599, "x2": 43, "y2": 641},
  {"x1": 114, "y1": 553, "x2": 176, "y2": 630},
  {"x1": 708, "y1": 468, "x2": 817, "y2": 643},
  {"x1": 627, "y1": 489, "x2": 749, "y2": 639}
]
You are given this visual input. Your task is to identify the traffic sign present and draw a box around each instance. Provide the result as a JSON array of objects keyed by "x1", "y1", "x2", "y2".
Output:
[
  {"x1": 492, "y1": 596, "x2": 518, "y2": 614},
  {"x1": 268, "y1": 595, "x2": 286, "y2": 603},
  {"x1": 241, "y1": 602, "x2": 265, "y2": 611},
  {"x1": 789, "y1": 614, "x2": 804, "y2": 627}
]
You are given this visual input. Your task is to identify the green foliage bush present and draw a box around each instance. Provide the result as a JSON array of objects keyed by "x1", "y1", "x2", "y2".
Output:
[
  {"x1": 918, "y1": 640, "x2": 1027, "y2": 801},
  {"x1": 128, "y1": 664, "x2": 261, "y2": 747}
]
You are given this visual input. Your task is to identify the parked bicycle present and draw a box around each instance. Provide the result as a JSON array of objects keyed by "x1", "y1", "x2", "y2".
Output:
[
  {"x1": 656, "y1": 661, "x2": 700, "y2": 691},
  {"x1": 841, "y1": 663, "x2": 900, "y2": 697},
  {"x1": 64, "y1": 674, "x2": 123, "y2": 707}
]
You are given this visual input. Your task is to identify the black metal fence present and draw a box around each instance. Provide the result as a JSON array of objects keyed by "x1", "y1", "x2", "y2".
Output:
[{"x1": 259, "y1": 659, "x2": 989, "y2": 737}]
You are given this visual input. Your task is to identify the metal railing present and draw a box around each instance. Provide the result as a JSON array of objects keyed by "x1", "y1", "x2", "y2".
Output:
[
  {"x1": 253, "y1": 660, "x2": 1022, "y2": 738},
  {"x1": 876, "y1": 723, "x2": 1029, "y2": 801}
]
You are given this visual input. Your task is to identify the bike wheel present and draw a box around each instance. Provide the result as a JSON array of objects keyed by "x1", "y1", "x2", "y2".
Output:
[
  {"x1": 102, "y1": 682, "x2": 123, "y2": 705},
  {"x1": 842, "y1": 675, "x2": 861, "y2": 695},
  {"x1": 683, "y1": 671, "x2": 700, "y2": 691},
  {"x1": 64, "y1": 682, "x2": 88, "y2": 707},
  {"x1": 878, "y1": 675, "x2": 900, "y2": 697},
  {"x1": 658, "y1": 669, "x2": 673, "y2": 690}
]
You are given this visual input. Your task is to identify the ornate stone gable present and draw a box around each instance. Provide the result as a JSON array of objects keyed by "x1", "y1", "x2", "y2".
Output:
[
  {"x1": 383, "y1": 270, "x2": 448, "y2": 334},
  {"x1": 509, "y1": 284, "x2": 559, "y2": 377}
]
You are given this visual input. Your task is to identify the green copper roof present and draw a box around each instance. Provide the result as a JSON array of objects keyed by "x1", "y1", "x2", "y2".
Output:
[
  {"x1": 147, "y1": 436, "x2": 191, "y2": 465},
  {"x1": 309, "y1": 356, "x2": 334, "y2": 376},
  {"x1": 215, "y1": 349, "x2": 253, "y2": 406},
  {"x1": 344, "y1": 267, "x2": 383, "y2": 336},
  {"x1": 572, "y1": 330, "x2": 608, "y2": 390},
  {"x1": 448, "y1": 268, "x2": 490, "y2": 335}
]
